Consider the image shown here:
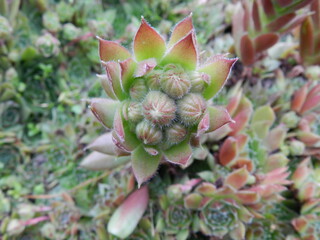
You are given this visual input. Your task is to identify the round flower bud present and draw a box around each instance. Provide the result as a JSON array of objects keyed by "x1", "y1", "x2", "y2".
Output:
[
  {"x1": 127, "y1": 102, "x2": 143, "y2": 123},
  {"x1": 136, "y1": 121, "x2": 163, "y2": 145},
  {"x1": 130, "y1": 78, "x2": 148, "y2": 100},
  {"x1": 160, "y1": 69, "x2": 191, "y2": 99},
  {"x1": 189, "y1": 71, "x2": 210, "y2": 93},
  {"x1": 145, "y1": 70, "x2": 162, "y2": 90},
  {"x1": 165, "y1": 124, "x2": 187, "y2": 144},
  {"x1": 289, "y1": 140, "x2": 305, "y2": 156},
  {"x1": 142, "y1": 91, "x2": 176, "y2": 126},
  {"x1": 177, "y1": 93, "x2": 207, "y2": 125}
]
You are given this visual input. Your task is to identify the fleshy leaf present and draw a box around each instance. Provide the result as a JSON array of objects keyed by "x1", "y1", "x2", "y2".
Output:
[
  {"x1": 80, "y1": 152, "x2": 130, "y2": 171},
  {"x1": 168, "y1": 14, "x2": 193, "y2": 47},
  {"x1": 89, "y1": 98, "x2": 120, "y2": 129},
  {"x1": 85, "y1": 133, "x2": 117, "y2": 155},
  {"x1": 163, "y1": 138, "x2": 192, "y2": 166},
  {"x1": 97, "y1": 74, "x2": 118, "y2": 100},
  {"x1": 225, "y1": 167, "x2": 250, "y2": 190},
  {"x1": 104, "y1": 61, "x2": 126, "y2": 100},
  {"x1": 162, "y1": 31, "x2": 197, "y2": 70},
  {"x1": 206, "y1": 106, "x2": 234, "y2": 133},
  {"x1": 184, "y1": 193, "x2": 202, "y2": 209},
  {"x1": 236, "y1": 191, "x2": 260, "y2": 204},
  {"x1": 134, "y1": 58, "x2": 157, "y2": 77},
  {"x1": 108, "y1": 186, "x2": 149, "y2": 238},
  {"x1": 300, "y1": 17, "x2": 314, "y2": 61},
  {"x1": 291, "y1": 83, "x2": 308, "y2": 113},
  {"x1": 120, "y1": 58, "x2": 137, "y2": 93},
  {"x1": 240, "y1": 34, "x2": 255, "y2": 66},
  {"x1": 267, "y1": 13, "x2": 296, "y2": 32},
  {"x1": 132, "y1": 145, "x2": 161, "y2": 187},
  {"x1": 134, "y1": 18, "x2": 166, "y2": 61},
  {"x1": 254, "y1": 33, "x2": 279, "y2": 53},
  {"x1": 200, "y1": 57, "x2": 237, "y2": 99},
  {"x1": 252, "y1": 105, "x2": 275, "y2": 125},
  {"x1": 99, "y1": 38, "x2": 131, "y2": 62},
  {"x1": 261, "y1": 0, "x2": 275, "y2": 17},
  {"x1": 219, "y1": 137, "x2": 238, "y2": 166},
  {"x1": 252, "y1": 1, "x2": 261, "y2": 31}
]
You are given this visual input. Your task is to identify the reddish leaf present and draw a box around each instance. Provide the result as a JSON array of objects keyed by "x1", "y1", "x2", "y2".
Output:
[
  {"x1": 252, "y1": 1, "x2": 261, "y2": 32},
  {"x1": 225, "y1": 167, "x2": 250, "y2": 190},
  {"x1": 267, "y1": 13, "x2": 296, "y2": 32},
  {"x1": 163, "y1": 139, "x2": 192, "y2": 166},
  {"x1": 162, "y1": 31, "x2": 197, "y2": 70},
  {"x1": 99, "y1": 38, "x2": 131, "y2": 62},
  {"x1": 104, "y1": 61, "x2": 126, "y2": 100},
  {"x1": 261, "y1": 0, "x2": 275, "y2": 17},
  {"x1": 89, "y1": 98, "x2": 119, "y2": 129},
  {"x1": 200, "y1": 56, "x2": 238, "y2": 99},
  {"x1": 120, "y1": 58, "x2": 137, "y2": 93},
  {"x1": 108, "y1": 186, "x2": 149, "y2": 238},
  {"x1": 240, "y1": 34, "x2": 255, "y2": 66},
  {"x1": 291, "y1": 83, "x2": 308, "y2": 113},
  {"x1": 254, "y1": 33, "x2": 279, "y2": 53},
  {"x1": 278, "y1": 0, "x2": 292, "y2": 7},
  {"x1": 219, "y1": 137, "x2": 238, "y2": 166},
  {"x1": 206, "y1": 106, "x2": 234, "y2": 133},
  {"x1": 134, "y1": 18, "x2": 166, "y2": 61},
  {"x1": 168, "y1": 14, "x2": 193, "y2": 47}
]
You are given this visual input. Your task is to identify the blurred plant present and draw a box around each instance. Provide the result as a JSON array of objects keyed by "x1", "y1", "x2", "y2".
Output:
[
  {"x1": 300, "y1": 0, "x2": 320, "y2": 66},
  {"x1": 232, "y1": 0, "x2": 312, "y2": 65}
]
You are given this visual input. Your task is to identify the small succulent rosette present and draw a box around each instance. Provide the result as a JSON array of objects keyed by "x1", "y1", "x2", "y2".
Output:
[{"x1": 90, "y1": 15, "x2": 237, "y2": 185}]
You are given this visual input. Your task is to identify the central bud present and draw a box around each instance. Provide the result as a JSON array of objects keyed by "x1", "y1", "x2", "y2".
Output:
[{"x1": 142, "y1": 91, "x2": 176, "y2": 126}]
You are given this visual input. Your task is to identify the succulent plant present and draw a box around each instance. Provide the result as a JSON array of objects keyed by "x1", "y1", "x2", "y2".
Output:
[
  {"x1": 232, "y1": 0, "x2": 312, "y2": 65},
  {"x1": 89, "y1": 15, "x2": 237, "y2": 186},
  {"x1": 300, "y1": 0, "x2": 320, "y2": 65}
]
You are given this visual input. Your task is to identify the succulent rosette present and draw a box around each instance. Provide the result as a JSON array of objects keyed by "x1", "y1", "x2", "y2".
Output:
[{"x1": 90, "y1": 15, "x2": 236, "y2": 185}]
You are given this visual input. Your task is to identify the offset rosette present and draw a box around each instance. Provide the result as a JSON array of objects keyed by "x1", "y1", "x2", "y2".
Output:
[{"x1": 89, "y1": 15, "x2": 237, "y2": 186}]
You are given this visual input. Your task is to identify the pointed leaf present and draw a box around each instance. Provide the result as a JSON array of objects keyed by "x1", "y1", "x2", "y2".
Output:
[
  {"x1": 252, "y1": 1, "x2": 261, "y2": 32},
  {"x1": 300, "y1": 94, "x2": 320, "y2": 114},
  {"x1": 252, "y1": 105, "x2": 275, "y2": 125},
  {"x1": 97, "y1": 74, "x2": 118, "y2": 100},
  {"x1": 206, "y1": 106, "x2": 233, "y2": 133},
  {"x1": 200, "y1": 57, "x2": 238, "y2": 99},
  {"x1": 291, "y1": 84, "x2": 308, "y2": 113},
  {"x1": 104, "y1": 61, "x2": 126, "y2": 100},
  {"x1": 89, "y1": 98, "x2": 120, "y2": 129},
  {"x1": 134, "y1": 18, "x2": 166, "y2": 61},
  {"x1": 108, "y1": 186, "x2": 149, "y2": 238},
  {"x1": 168, "y1": 14, "x2": 193, "y2": 47},
  {"x1": 300, "y1": 17, "x2": 314, "y2": 62},
  {"x1": 266, "y1": 125, "x2": 287, "y2": 152},
  {"x1": 163, "y1": 138, "x2": 192, "y2": 166},
  {"x1": 254, "y1": 33, "x2": 279, "y2": 53},
  {"x1": 267, "y1": 13, "x2": 296, "y2": 32},
  {"x1": 120, "y1": 58, "x2": 137, "y2": 93},
  {"x1": 99, "y1": 38, "x2": 131, "y2": 62},
  {"x1": 184, "y1": 193, "x2": 202, "y2": 209},
  {"x1": 261, "y1": 0, "x2": 275, "y2": 17},
  {"x1": 162, "y1": 31, "x2": 197, "y2": 70},
  {"x1": 80, "y1": 152, "x2": 130, "y2": 171},
  {"x1": 240, "y1": 34, "x2": 255, "y2": 66},
  {"x1": 85, "y1": 133, "x2": 117, "y2": 155},
  {"x1": 132, "y1": 145, "x2": 161, "y2": 187}
]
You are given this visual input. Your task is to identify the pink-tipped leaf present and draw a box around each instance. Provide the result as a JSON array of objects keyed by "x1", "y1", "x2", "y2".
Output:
[
  {"x1": 132, "y1": 145, "x2": 161, "y2": 187},
  {"x1": 108, "y1": 186, "x2": 149, "y2": 238},
  {"x1": 134, "y1": 18, "x2": 166, "y2": 61},
  {"x1": 162, "y1": 31, "x2": 198, "y2": 70},
  {"x1": 200, "y1": 56, "x2": 238, "y2": 99},
  {"x1": 99, "y1": 38, "x2": 131, "y2": 62},
  {"x1": 168, "y1": 14, "x2": 194, "y2": 47},
  {"x1": 163, "y1": 139, "x2": 193, "y2": 166},
  {"x1": 89, "y1": 98, "x2": 119, "y2": 129},
  {"x1": 206, "y1": 106, "x2": 234, "y2": 133}
]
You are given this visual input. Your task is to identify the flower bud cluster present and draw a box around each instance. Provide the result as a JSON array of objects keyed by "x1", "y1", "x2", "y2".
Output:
[{"x1": 124, "y1": 64, "x2": 210, "y2": 146}]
